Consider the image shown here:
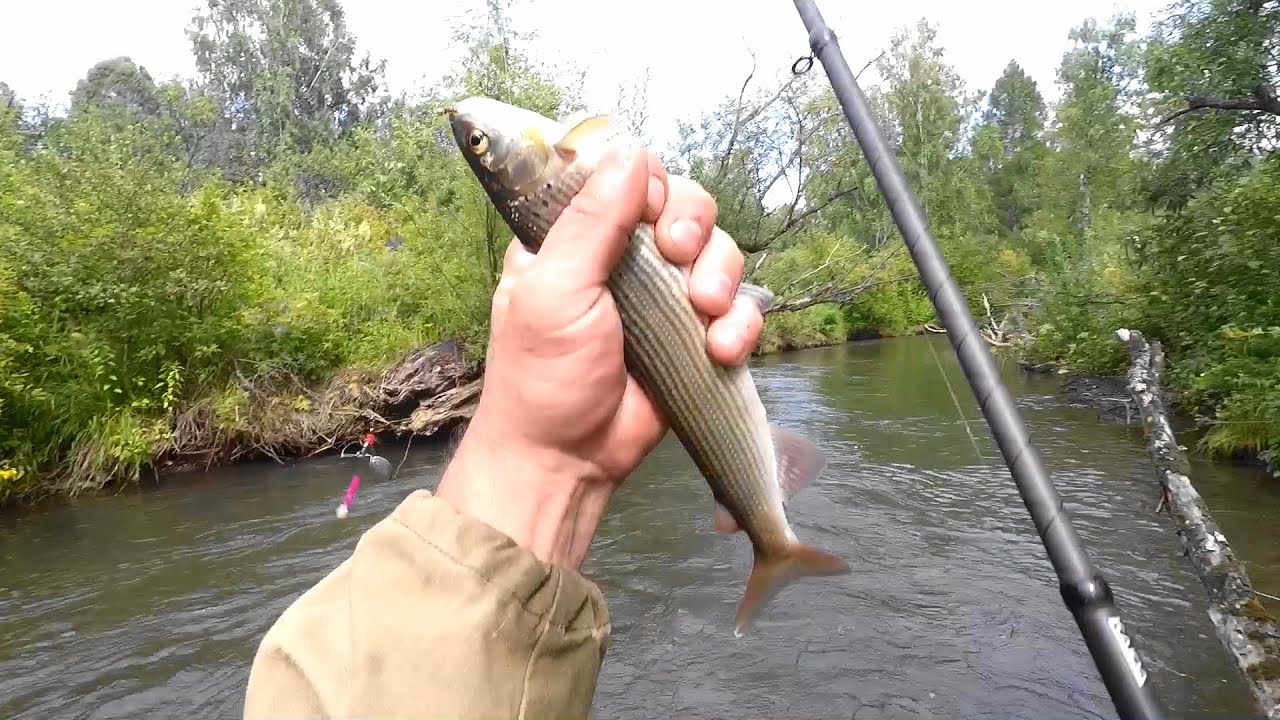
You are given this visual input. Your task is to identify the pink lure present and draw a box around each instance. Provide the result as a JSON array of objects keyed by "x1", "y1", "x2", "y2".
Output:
[
  {"x1": 343, "y1": 474, "x2": 361, "y2": 506},
  {"x1": 336, "y1": 474, "x2": 361, "y2": 518}
]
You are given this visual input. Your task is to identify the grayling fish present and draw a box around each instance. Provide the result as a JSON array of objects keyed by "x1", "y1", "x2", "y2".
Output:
[{"x1": 440, "y1": 97, "x2": 850, "y2": 634}]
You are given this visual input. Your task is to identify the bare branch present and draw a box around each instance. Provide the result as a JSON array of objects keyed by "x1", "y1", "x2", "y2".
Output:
[
  {"x1": 613, "y1": 67, "x2": 653, "y2": 143},
  {"x1": 856, "y1": 50, "x2": 886, "y2": 80},
  {"x1": 767, "y1": 245, "x2": 910, "y2": 314},
  {"x1": 1157, "y1": 84, "x2": 1280, "y2": 125},
  {"x1": 768, "y1": 274, "x2": 916, "y2": 314},
  {"x1": 773, "y1": 238, "x2": 856, "y2": 297},
  {"x1": 713, "y1": 51, "x2": 760, "y2": 183}
]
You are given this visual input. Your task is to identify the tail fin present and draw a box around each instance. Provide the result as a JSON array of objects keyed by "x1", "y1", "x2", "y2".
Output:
[{"x1": 733, "y1": 543, "x2": 850, "y2": 636}]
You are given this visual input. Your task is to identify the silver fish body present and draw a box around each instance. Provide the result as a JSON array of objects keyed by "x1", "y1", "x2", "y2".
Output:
[{"x1": 442, "y1": 97, "x2": 849, "y2": 634}]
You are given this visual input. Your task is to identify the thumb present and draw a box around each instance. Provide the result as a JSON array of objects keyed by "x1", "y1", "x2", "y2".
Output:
[{"x1": 535, "y1": 144, "x2": 649, "y2": 288}]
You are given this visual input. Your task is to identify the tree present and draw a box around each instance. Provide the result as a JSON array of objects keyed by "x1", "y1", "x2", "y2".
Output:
[
  {"x1": 1144, "y1": 0, "x2": 1280, "y2": 209},
  {"x1": 983, "y1": 61, "x2": 1046, "y2": 157},
  {"x1": 875, "y1": 19, "x2": 993, "y2": 241},
  {"x1": 1035, "y1": 15, "x2": 1145, "y2": 242},
  {"x1": 611, "y1": 68, "x2": 653, "y2": 146},
  {"x1": 975, "y1": 61, "x2": 1046, "y2": 232},
  {"x1": 69, "y1": 57, "x2": 162, "y2": 120},
  {"x1": 187, "y1": 0, "x2": 388, "y2": 167},
  {"x1": 0, "y1": 81, "x2": 18, "y2": 113},
  {"x1": 442, "y1": 0, "x2": 579, "y2": 119},
  {"x1": 1149, "y1": 0, "x2": 1279, "y2": 122}
]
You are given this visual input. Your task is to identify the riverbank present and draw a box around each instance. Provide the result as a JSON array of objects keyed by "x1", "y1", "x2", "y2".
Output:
[
  {"x1": 156, "y1": 338, "x2": 483, "y2": 473},
  {"x1": 0, "y1": 313, "x2": 929, "y2": 510},
  {"x1": 1021, "y1": 358, "x2": 1277, "y2": 478},
  {"x1": 0, "y1": 339, "x2": 484, "y2": 510},
  {"x1": 3, "y1": 313, "x2": 1271, "y2": 511}
]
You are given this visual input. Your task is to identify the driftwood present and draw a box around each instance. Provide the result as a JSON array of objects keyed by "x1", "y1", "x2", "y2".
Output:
[
  {"x1": 380, "y1": 341, "x2": 473, "y2": 409},
  {"x1": 407, "y1": 377, "x2": 481, "y2": 435},
  {"x1": 158, "y1": 339, "x2": 482, "y2": 473},
  {"x1": 383, "y1": 338, "x2": 482, "y2": 436},
  {"x1": 1117, "y1": 328, "x2": 1280, "y2": 719}
]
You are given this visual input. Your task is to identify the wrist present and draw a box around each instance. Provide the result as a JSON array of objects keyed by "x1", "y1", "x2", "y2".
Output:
[{"x1": 435, "y1": 414, "x2": 613, "y2": 569}]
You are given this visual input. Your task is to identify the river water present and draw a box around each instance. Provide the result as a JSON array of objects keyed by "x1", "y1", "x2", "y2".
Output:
[{"x1": 2, "y1": 335, "x2": 1278, "y2": 719}]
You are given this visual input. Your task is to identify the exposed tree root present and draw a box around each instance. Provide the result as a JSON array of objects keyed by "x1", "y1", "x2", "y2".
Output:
[{"x1": 156, "y1": 339, "x2": 481, "y2": 474}]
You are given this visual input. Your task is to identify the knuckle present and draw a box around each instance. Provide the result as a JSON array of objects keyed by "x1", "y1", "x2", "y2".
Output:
[{"x1": 711, "y1": 229, "x2": 744, "y2": 273}]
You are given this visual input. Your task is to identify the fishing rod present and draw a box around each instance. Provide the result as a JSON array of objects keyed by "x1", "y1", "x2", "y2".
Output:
[{"x1": 786, "y1": 2, "x2": 1164, "y2": 718}]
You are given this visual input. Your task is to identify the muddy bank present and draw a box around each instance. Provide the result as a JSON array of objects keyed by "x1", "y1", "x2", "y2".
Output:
[
  {"x1": 1020, "y1": 358, "x2": 1276, "y2": 477},
  {"x1": 1054, "y1": 369, "x2": 1140, "y2": 426},
  {"x1": 0, "y1": 339, "x2": 484, "y2": 513},
  {"x1": 155, "y1": 339, "x2": 482, "y2": 477}
]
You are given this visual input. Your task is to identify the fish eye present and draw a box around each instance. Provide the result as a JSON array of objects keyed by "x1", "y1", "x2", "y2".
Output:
[{"x1": 467, "y1": 129, "x2": 489, "y2": 154}]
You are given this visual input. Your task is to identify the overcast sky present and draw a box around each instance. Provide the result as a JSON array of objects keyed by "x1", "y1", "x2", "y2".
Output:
[{"x1": 1, "y1": 0, "x2": 1166, "y2": 145}]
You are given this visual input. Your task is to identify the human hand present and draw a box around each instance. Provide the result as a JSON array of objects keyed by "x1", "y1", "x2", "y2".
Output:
[{"x1": 435, "y1": 145, "x2": 764, "y2": 569}]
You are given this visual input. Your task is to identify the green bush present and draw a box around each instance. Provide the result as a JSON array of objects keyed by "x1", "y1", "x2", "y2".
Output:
[
  {"x1": 1142, "y1": 156, "x2": 1280, "y2": 459},
  {"x1": 0, "y1": 101, "x2": 503, "y2": 500}
]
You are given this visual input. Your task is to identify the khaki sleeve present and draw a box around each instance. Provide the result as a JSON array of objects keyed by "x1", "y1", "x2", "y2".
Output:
[{"x1": 243, "y1": 489, "x2": 612, "y2": 720}]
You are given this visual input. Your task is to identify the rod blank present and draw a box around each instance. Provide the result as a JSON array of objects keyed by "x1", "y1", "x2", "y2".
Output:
[{"x1": 787, "y1": 2, "x2": 1164, "y2": 718}]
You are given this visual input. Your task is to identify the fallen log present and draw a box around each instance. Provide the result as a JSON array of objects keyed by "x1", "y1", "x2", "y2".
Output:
[{"x1": 1117, "y1": 328, "x2": 1280, "y2": 719}]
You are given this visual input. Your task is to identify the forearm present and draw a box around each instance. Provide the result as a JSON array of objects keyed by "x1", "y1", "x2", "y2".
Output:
[{"x1": 243, "y1": 490, "x2": 612, "y2": 720}]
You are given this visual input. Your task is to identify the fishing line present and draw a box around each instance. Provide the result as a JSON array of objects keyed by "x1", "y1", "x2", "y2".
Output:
[
  {"x1": 787, "y1": 2, "x2": 1164, "y2": 718},
  {"x1": 925, "y1": 333, "x2": 985, "y2": 462},
  {"x1": 395, "y1": 431, "x2": 415, "y2": 476}
]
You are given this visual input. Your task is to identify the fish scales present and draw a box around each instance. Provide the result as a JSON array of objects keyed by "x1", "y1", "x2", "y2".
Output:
[
  {"x1": 610, "y1": 226, "x2": 785, "y2": 551},
  {"x1": 440, "y1": 97, "x2": 850, "y2": 634}
]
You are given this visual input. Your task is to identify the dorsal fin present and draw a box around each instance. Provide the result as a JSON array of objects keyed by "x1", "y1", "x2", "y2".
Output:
[{"x1": 552, "y1": 115, "x2": 612, "y2": 162}]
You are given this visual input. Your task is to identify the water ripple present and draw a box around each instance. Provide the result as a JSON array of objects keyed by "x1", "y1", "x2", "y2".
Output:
[{"x1": 0, "y1": 337, "x2": 1269, "y2": 719}]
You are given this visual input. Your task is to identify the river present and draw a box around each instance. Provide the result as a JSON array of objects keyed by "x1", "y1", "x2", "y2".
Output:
[{"x1": 2, "y1": 335, "x2": 1278, "y2": 719}]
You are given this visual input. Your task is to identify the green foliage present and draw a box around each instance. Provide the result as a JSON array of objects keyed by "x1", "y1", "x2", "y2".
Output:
[
  {"x1": 1143, "y1": 0, "x2": 1279, "y2": 209},
  {"x1": 1141, "y1": 155, "x2": 1280, "y2": 458},
  {"x1": 1024, "y1": 239, "x2": 1146, "y2": 373},
  {"x1": 1018, "y1": 2, "x2": 1280, "y2": 465},
  {"x1": 976, "y1": 61, "x2": 1047, "y2": 234},
  {"x1": 0, "y1": 38, "x2": 507, "y2": 500},
  {"x1": 4, "y1": 0, "x2": 1279, "y2": 500},
  {"x1": 188, "y1": 0, "x2": 389, "y2": 165}
]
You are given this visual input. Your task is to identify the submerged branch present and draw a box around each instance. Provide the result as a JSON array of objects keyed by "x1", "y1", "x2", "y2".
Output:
[{"x1": 1118, "y1": 328, "x2": 1280, "y2": 719}]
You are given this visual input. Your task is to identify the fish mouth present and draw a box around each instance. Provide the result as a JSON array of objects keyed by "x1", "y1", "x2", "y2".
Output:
[{"x1": 437, "y1": 106, "x2": 473, "y2": 155}]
